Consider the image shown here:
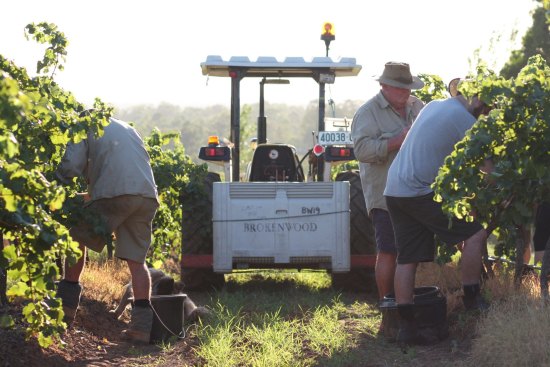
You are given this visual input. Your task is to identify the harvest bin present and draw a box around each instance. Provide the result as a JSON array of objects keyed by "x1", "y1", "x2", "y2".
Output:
[
  {"x1": 213, "y1": 182, "x2": 350, "y2": 273},
  {"x1": 379, "y1": 286, "x2": 449, "y2": 342}
]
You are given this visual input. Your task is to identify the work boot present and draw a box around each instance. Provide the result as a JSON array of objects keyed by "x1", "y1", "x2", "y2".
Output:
[
  {"x1": 121, "y1": 304, "x2": 153, "y2": 344},
  {"x1": 462, "y1": 283, "x2": 490, "y2": 312},
  {"x1": 56, "y1": 280, "x2": 82, "y2": 326},
  {"x1": 396, "y1": 304, "x2": 417, "y2": 347}
]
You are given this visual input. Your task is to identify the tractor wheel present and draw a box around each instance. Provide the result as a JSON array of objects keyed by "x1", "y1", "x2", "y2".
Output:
[
  {"x1": 181, "y1": 171, "x2": 225, "y2": 291},
  {"x1": 332, "y1": 170, "x2": 377, "y2": 292}
]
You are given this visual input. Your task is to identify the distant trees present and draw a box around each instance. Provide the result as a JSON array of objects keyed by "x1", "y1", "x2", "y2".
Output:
[
  {"x1": 116, "y1": 100, "x2": 365, "y2": 168},
  {"x1": 500, "y1": 0, "x2": 549, "y2": 78}
]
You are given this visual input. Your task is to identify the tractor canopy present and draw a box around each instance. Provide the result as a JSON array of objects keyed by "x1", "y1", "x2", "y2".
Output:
[{"x1": 200, "y1": 55, "x2": 362, "y2": 181}]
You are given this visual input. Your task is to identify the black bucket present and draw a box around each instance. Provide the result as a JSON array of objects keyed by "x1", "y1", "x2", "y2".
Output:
[
  {"x1": 379, "y1": 286, "x2": 448, "y2": 342},
  {"x1": 150, "y1": 294, "x2": 187, "y2": 343}
]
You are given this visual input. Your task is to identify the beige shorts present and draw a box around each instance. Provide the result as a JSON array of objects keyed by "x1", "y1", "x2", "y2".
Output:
[{"x1": 70, "y1": 195, "x2": 159, "y2": 263}]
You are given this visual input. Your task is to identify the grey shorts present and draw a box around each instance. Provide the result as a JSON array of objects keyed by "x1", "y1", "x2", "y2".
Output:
[
  {"x1": 371, "y1": 208, "x2": 397, "y2": 254},
  {"x1": 70, "y1": 195, "x2": 159, "y2": 263},
  {"x1": 385, "y1": 193, "x2": 483, "y2": 264}
]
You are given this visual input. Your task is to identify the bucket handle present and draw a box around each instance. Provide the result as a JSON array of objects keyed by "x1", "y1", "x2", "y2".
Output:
[{"x1": 150, "y1": 303, "x2": 186, "y2": 341}]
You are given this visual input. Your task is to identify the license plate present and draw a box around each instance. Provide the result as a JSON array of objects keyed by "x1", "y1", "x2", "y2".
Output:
[{"x1": 318, "y1": 131, "x2": 353, "y2": 145}]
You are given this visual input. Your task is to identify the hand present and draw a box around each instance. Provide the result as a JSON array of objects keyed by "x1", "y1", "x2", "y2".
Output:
[
  {"x1": 77, "y1": 192, "x2": 91, "y2": 202},
  {"x1": 387, "y1": 126, "x2": 410, "y2": 152}
]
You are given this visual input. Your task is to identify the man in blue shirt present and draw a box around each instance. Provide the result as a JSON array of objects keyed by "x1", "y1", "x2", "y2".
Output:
[{"x1": 384, "y1": 81, "x2": 491, "y2": 346}]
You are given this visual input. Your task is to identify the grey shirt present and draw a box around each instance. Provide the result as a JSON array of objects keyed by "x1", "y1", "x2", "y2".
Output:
[
  {"x1": 384, "y1": 98, "x2": 476, "y2": 197},
  {"x1": 56, "y1": 118, "x2": 159, "y2": 203},
  {"x1": 351, "y1": 91, "x2": 424, "y2": 213}
]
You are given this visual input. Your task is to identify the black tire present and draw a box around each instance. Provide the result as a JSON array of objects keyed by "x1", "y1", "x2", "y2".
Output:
[
  {"x1": 332, "y1": 170, "x2": 377, "y2": 292},
  {"x1": 181, "y1": 171, "x2": 225, "y2": 291}
]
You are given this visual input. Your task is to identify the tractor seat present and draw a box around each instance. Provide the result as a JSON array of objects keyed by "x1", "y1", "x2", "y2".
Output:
[{"x1": 248, "y1": 144, "x2": 304, "y2": 182}]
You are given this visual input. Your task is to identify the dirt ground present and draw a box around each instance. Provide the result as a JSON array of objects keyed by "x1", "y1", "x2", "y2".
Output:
[
  {"x1": 0, "y1": 292, "x2": 479, "y2": 367},
  {"x1": 0, "y1": 294, "x2": 202, "y2": 367}
]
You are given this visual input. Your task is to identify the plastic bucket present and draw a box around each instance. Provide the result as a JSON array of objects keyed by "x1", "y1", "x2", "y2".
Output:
[
  {"x1": 379, "y1": 286, "x2": 448, "y2": 342},
  {"x1": 150, "y1": 294, "x2": 187, "y2": 343}
]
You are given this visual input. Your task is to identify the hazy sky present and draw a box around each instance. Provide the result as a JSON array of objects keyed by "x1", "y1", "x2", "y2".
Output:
[{"x1": 1, "y1": 0, "x2": 537, "y2": 110}]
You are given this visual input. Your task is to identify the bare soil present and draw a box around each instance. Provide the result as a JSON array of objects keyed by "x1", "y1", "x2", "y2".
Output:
[
  {"x1": 0, "y1": 293, "x2": 202, "y2": 367},
  {"x1": 0, "y1": 290, "x2": 478, "y2": 367}
]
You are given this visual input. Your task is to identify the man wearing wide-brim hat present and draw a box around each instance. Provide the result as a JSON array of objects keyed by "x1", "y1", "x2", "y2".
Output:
[{"x1": 351, "y1": 61, "x2": 425, "y2": 337}]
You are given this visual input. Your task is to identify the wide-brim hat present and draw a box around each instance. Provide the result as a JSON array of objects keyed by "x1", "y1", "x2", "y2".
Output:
[{"x1": 375, "y1": 61, "x2": 424, "y2": 90}]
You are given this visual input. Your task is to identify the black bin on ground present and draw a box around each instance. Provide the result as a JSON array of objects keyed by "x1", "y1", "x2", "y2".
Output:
[
  {"x1": 379, "y1": 286, "x2": 448, "y2": 342},
  {"x1": 150, "y1": 294, "x2": 187, "y2": 343}
]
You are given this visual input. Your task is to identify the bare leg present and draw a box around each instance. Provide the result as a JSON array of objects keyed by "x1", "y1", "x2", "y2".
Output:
[
  {"x1": 376, "y1": 252, "x2": 397, "y2": 300},
  {"x1": 126, "y1": 260, "x2": 151, "y2": 301},
  {"x1": 57, "y1": 243, "x2": 86, "y2": 325},
  {"x1": 64, "y1": 244, "x2": 86, "y2": 282},
  {"x1": 394, "y1": 262, "x2": 417, "y2": 304},
  {"x1": 460, "y1": 229, "x2": 486, "y2": 285}
]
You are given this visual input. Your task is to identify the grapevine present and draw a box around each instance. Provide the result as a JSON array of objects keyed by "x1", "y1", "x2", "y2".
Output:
[{"x1": 433, "y1": 56, "x2": 550, "y2": 263}]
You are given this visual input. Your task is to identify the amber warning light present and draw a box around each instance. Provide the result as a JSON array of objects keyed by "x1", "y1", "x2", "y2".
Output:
[
  {"x1": 320, "y1": 22, "x2": 335, "y2": 57},
  {"x1": 208, "y1": 135, "x2": 220, "y2": 146},
  {"x1": 321, "y1": 22, "x2": 335, "y2": 38}
]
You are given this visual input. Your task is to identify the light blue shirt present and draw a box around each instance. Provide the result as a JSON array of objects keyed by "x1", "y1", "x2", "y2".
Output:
[{"x1": 384, "y1": 98, "x2": 476, "y2": 197}]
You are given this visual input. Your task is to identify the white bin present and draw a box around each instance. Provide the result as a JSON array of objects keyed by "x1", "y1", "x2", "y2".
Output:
[{"x1": 213, "y1": 182, "x2": 350, "y2": 273}]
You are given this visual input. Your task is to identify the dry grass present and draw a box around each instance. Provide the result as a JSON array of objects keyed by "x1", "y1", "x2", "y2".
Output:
[
  {"x1": 80, "y1": 259, "x2": 131, "y2": 306},
  {"x1": 415, "y1": 261, "x2": 550, "y2": 367},
  {"x1": 416, "y1": 261, "x2": 464, "y2": 313},
  {"x1": 466, "y1": 269, "x2": 550, "y2": 367}
]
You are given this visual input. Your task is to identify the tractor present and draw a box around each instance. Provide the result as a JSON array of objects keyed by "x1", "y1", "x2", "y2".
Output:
[{"x1": 181, "y1": 24, "x2": 376, "y2": 291}]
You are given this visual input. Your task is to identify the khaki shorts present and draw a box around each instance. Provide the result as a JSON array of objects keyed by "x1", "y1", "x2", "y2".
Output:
[{"x1": 70, "y1": 195, "x2": 159, "y2": 263}]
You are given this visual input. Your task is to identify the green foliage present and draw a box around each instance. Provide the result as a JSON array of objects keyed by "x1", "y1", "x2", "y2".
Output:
[
  {"x1": 433, "y1": 55, "x2": 550, "y2": 259},
  {"x1": 143, "y1": 128, "x2": 197, "y2": 267},
  {"x1": 1, "y1": 22, "x2": 111, "y2": 346},
  {"x1": 1, "y1": 21, "x2": 203, "y2": 345},
  {"x1": 238, "y1": 105, "x2": 254, "y2": 176},
  {"x1": 178, "y1": 163, "x2": 212, "y2": 236},
  {"x1": 413, "y1": 73, "x2": 448, "y2": 103},
  {"x1": 24, "y1": 22, "x2": 68, "y2": 75}
]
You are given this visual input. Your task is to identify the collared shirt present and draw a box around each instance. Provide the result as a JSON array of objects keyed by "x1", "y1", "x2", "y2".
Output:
[
  {"x1": 351, "y1": 91, "x2": 423, "y2": 213},
  {"x1": 55, "y1": 118, "x2": 159, "y2": 203}
]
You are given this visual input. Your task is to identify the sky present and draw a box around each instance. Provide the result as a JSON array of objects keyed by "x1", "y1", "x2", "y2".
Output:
[{"x1": 1, "y1": 0, "x2": 538, "y2": 110}]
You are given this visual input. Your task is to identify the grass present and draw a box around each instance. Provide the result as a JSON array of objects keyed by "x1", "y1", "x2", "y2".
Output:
[
  {"x1": 34, "y1": 254, "x2": 550, "y2": 366},
  {"x1": 185, "y1": 271, "x2": 419, "y2": 366}
]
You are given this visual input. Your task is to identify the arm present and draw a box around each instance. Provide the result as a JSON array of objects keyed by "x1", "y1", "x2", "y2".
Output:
[
  {"x1": 55, "y1": 140, "x2": 89, "y2": 184},
  {"x1": 352, "y1": 108, "x2": 408, "y2": 164}
]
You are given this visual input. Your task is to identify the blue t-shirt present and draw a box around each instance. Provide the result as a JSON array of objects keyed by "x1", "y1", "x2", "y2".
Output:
[{"x1": 384, "y1": 98, "x2": 476, "y2": 197}]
